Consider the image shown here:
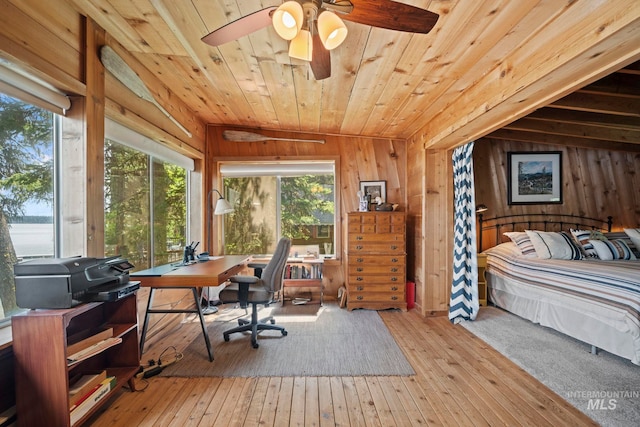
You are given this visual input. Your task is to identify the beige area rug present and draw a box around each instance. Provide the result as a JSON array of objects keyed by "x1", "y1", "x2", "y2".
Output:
[{"x1": 160, "y1": 302, "x2": 415, "y2": 378}]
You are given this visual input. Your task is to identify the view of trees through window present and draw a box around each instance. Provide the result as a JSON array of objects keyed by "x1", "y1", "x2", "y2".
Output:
[
  {"x1": 104, "y1": 140, "x2": 187, "y2": 270},
  {"x1": 0, "y1": 94, "x2": 55, "y2": 320},
  {"x1": 222, "y1": 173, "x2": 334, "y2": 256}
]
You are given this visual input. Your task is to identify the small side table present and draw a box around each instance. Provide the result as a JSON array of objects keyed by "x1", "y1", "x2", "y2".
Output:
[{"x1": 477, "y1": 253, "x2": 488, "y2": 306}]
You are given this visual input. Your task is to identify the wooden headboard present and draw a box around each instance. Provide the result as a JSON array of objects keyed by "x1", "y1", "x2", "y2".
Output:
[{"x1": 477, "y1": 213, "x2": 613, "y2": 252}]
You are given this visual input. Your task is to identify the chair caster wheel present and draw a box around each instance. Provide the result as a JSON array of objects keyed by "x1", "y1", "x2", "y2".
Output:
[
  {"x1": 282, "y1": 330, "x2": 288, "y2": 336},
  {"x1": 224, "y1": 335, "x2": 230, "y2": 342},
  {"x1": 252, "y1": 341, "x2": 259, "y2": 348}
]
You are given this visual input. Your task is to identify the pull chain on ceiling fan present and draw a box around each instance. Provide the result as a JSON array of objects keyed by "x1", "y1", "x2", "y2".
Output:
[{"x1": 201, "y1": 0, "x2": 439, "y2": 80}]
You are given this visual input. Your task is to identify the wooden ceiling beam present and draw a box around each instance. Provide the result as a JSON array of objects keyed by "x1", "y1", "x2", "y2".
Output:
[
  {"x1": 487, "y1": 129, "x2": 640, "y2": 152},
  {"x1": 527, "y1": 109, "x2": 640, "y2": 131},
  {"x1": 502, "y1": 117, "x2": 640, "y2": 144},
  {"x1": 548, "y1": 92, "x2": 640, "y2": 117}
]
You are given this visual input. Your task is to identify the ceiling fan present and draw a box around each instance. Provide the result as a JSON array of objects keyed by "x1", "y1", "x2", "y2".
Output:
[{"x1": 201, "y1": 0, "x2": 439, "y2": 80}]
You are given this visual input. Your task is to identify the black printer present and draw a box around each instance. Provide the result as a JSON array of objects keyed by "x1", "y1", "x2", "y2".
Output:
[{"x1": 14, "y1": 256, "x2": 140, "y2": 309}]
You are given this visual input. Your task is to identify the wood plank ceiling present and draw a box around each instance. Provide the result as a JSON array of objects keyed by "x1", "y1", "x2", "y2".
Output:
[{"x1": 65, "y1": 0, "x2": 640, "y2": 150}]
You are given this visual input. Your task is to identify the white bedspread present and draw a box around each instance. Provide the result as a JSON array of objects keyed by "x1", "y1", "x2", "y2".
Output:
[{"x1": 485, "y1": 242, "x2": 640, "y2": 365}]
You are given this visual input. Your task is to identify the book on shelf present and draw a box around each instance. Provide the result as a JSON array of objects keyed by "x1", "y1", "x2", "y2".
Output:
[
  {"x1": 70, "y1": 376, "x2": 116, "y2": 426},
  {"x1": 67, "y1": 337, "x2": 122, "y2": 366},
  {"x1": 67, "y1": 327, "x2": 114, "y2": 356},
  {"x1": 68, "y1": 370, "x2": 107, "y2": 409}
]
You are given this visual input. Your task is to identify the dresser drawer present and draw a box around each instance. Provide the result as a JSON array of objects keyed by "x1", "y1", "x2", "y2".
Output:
[
  {"x1": 348, "y1": 254, "x2": 405, "y2": 265},
  {"x1": 348, "y1": 242, "x2": 405, "y2": 254},
  {"x1": 348, "y1": 264, "x2": 404, "y2": 275},
  {"x1": 348, "y1": 273, "x2": 405, "y2": 284},
  {"x1": 348, "y1": 283, "x2": 405, "y2": 294},
  {"x1": 349, "y1": 233, "x2": 404, "y2": 243},
  {"x1": 348, "y1": 291, "x2": 405, "y2": 304}
]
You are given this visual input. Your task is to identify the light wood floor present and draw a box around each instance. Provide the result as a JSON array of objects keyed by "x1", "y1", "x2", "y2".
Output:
[{"x1": 88, "y1": 303, "x2": 596, "y2": 426}]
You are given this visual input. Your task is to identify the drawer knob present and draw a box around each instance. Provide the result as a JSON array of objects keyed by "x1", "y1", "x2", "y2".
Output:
[
  {"x1": 357, "y1": 286, "x2": 364, "y2": 291},
  {"x1": 391, "y1": 296, "x2": 398, "y2": 301},
  {"x1": 391, "y1": 268, "x2": 398, "y2": 272},
  {"x1": 391, "y1": 258, "x2": 398, "y2": 263},
  {"x1": 357, "y1": 267, "x2": 363, "y2": 272},
  {"x1": 356, "y1": 236, "x2": 363, "y2": 240},
  {"x1": 357, "y1": 296, "x2": 363, "y2": 300},
  {"x1": 390, "y1": 245, "x2": 397, "y2": 250},
  {"x1": 357, "y1": 258, "x2": 363, "y2": 262},
  {"x1": 357, "y1": 277, "x2": 363, "y2": 281},
  {"x1": 356, "y1": 245, "x2": 363, "y2": 250},
  {"x1": 391, "y1": 277, "x2": 398, "y2": 281},
  {"x1": 391, "y1": 286, "x2": 398, "y2": 291}
]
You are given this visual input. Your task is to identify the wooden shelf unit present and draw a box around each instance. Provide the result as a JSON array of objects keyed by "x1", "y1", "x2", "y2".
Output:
[
  {"x1": 282, "y1": 258, "x2": 324, "y2": 305},
  {"x1": 11, "y1": 294, "x2": 140, "y2": 427}
]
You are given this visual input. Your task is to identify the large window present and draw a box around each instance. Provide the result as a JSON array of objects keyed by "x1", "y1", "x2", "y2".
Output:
[
  {"x1": 220, "y1": 161, "x2": 335, "y2": 255},
  {"x1": 104, "y1": 139, "x2": 188, "y2": 270},
  {"x1": 0, "y1": 94, "x2": 56, "y2": 321}
]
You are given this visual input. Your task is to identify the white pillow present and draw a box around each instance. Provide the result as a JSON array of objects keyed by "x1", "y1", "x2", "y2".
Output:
[
  {"x1": 589, "y1": 239, "x2": 637, "y2": 261},
  {"x1": 624, "y1": 228, "x2": 640, "y2": 253},
  {"x1": 503, "y1": 232, "x2": 537, "y2": 258},
  {"x1": 525, "y1": 230, "x2": 582, "y2": 260}
]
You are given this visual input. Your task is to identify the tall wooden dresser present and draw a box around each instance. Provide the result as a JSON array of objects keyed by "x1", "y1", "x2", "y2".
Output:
[{"x1": 346, "y1": 211, "x2": 406, "y2": 311}]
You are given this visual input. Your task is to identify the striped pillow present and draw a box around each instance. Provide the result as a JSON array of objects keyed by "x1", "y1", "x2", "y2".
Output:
[
  {"x1": 589, "y1": 239, "x2": 637, "y2": 261},
  {"x1": 623, "y1": 228, "x2": 640, "y2": 257},
  {"x1": 503, "y1": 232, "x2": 537, "y2": 258},
  {"x1": 525, "y1": 230, "x2": 583, "y2": 260},
  {"x1": 570, "y1": 229, "x2": 607, "y2": 258}
]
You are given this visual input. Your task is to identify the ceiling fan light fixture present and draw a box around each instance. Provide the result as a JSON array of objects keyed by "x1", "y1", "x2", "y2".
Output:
[
  {"x1": 272, "y1": 1, "x2": 303, "y2": 40},
  {"x1": 288, "y1": 28, "x2": 313, "y2": 61},
  {"x1": 317, "y1": 11, "x2": 348, "y2": 50}
]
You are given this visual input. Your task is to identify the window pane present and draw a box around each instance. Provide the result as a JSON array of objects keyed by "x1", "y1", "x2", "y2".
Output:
[
  {"x1": 0, "y1": 94, "x2": 55, "y2": 320},
  {"x1": 281, "y1": 175, "x2": 334, "y2": 254},
  {"x1": 152, "y1": 159, "x2": 186, "y2": 266},
  {"x1": 104, "y1": 139, "x2": 150, "y2": 270},
  {"x1": 222, "y1": 172, "x2": 335, "y2": 256},
  {"x1": 223, "y1": 176, "x2": 278, "y2": 254},
  {"x1": 105, "y1": 139, "x2": 188, "y2": 270}
]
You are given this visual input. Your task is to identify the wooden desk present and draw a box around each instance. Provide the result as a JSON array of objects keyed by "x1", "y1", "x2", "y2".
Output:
[{"x1": 132, "y1": 255, "x2": 248, "y2": 362}]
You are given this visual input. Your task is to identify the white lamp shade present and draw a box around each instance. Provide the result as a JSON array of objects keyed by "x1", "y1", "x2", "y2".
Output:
[
  {"x1": 317, "y1": 11, "x2": 348, "y2": 50},
  {"x1": 272, "y1": 1, "x2": 303, "y2": 40},
  {"x1": 214, "y1": 197, "x2": 234, "y2": 215},
  {"x1": 288, "y1": 29, "x2": 313, "y2": 61}
]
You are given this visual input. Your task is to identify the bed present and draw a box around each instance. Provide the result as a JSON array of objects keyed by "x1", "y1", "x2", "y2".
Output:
[{"x1": 478, "y1": 214, "x2": 640, "y2": 365}]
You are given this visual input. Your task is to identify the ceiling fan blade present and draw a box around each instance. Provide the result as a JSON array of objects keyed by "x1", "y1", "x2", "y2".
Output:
[
  {"x1": 201, "y1": 6, "x2": 277, "y2": 46},
  {"x1": 340, "y1": 0, "x2": 439, "y2": 34},
  {"x1": 311, "y1": 25, "x2": 331, "y2": 80}
]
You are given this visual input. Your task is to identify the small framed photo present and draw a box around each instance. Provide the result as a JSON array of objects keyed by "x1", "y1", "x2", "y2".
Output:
[
  {"x1": 360, "y1": 180, "x2": 386, "y2": 203},
  {"x1": 508, "y1": 151, "x2": 562, "y2": 205}
]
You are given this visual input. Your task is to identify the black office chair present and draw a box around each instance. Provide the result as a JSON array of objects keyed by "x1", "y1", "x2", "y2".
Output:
[{"x1": 219, "y1": 237, "x2": 291, "y2": 348}]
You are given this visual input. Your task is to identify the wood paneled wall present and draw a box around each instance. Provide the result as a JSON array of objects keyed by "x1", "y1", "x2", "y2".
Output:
[
  {"x1": 474, "y1": 138, "x2": 640, "y2": 247},
  {"x1": 206, "y1": 126, "x2": 406, "y2": 298}
]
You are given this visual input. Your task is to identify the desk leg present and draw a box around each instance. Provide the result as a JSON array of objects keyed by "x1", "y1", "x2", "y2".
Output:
[
  {"x1": 140, "y1": 288, "x2": 155, "y2": 355},
  {"x1": 192, "y1": 287, "x2": 214, "y2": 362}
]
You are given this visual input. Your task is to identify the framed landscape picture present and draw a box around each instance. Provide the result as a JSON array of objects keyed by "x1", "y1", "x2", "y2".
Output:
[{"x1": 507, "y1": 152, "x2": 562, "y2": 205}]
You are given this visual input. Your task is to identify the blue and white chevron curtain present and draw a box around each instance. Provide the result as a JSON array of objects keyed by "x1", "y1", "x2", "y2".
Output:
[{"x1": 449, "y1": 142, "x2": 479, "y2": 323}]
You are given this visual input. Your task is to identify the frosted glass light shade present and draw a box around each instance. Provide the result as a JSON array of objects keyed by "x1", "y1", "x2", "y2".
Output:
[
  {"x1": 288, "y1": 29, "x2": 313, "y2": 61},
  {"x1": 272, "y1": 1, "x2": 303, "y2": 40},
  {"x1": 317, "y1": 11, "x2": 348, "y2": 50}
]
